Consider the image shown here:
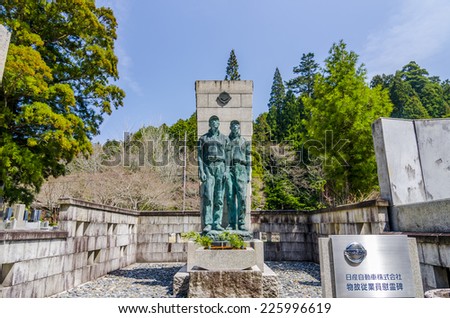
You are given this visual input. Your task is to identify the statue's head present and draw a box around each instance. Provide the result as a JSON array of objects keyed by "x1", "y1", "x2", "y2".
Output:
[
  {"x1": 230, "y1": 120, "x2": 240, "y2": 134},
  {"x1": 209, "y1": 115, "x2": 220, "y2": 129}
]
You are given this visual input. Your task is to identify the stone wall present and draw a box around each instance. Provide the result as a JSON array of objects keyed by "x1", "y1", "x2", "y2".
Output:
[
  {"x1": 406, "y1": 232, "x2": 450, "y2": 291},
  {"x1": 1, "y1": 197, "x2": 449, "y2": 297},
  {"x1": 137, "y1": 211, "x2": 201, "y2": 262},
  {"x1": 0, "y1": 198, "x2": 138, "y2": 297},
  {"x1": 252, "y1": 200, "x2": 390, "y2": 263}
]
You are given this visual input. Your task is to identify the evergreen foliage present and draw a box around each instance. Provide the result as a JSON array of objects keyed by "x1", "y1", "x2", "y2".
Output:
[
  {"x1": 302, "y1": 40, "x2": 393, "y2": 203},
  {"x1": 286, "y1": 52, "x2": 319, "y2": 96},
  {"x1": 370, "y1": 61, "x2": 450, "y2": 119},
  {"x1": 267, "y1": 68, "x2": 285, "y2": 141},
  {"x1": 0, "y1": 0, "x2": 124, "y2": 204},
  {"x1": 224, "y1": 49, "x2": 241, "y2": 80}
]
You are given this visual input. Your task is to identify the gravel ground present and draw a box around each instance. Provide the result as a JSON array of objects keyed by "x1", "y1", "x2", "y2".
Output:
[{"x1": 52, "y1": 261, "x2": 322, "y2": 298}]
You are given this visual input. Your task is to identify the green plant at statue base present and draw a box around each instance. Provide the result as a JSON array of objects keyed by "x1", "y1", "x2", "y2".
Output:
[
  {"x1": 217, "y1": 231, "x2": 245, "y2": 249},
  {"x1": 182, "y1": 231, "x2": 213, "y2": 249},
  {"x1": 182, "y1": 231, "x2": 245, "y2": 249}
]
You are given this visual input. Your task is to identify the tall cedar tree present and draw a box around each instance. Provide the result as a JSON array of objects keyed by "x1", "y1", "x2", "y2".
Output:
[
  {"x1": 0, "y1": 0, "x2": 125, "y2": 204},
  {"x1": 224, "y1": 49, "x2": 241, "y2": 80},
  {"x1": 302, "y1": 40, "x2": 392, "y2": 203},
  {"x1": 286, "y1": 52, "x2": 319, "y2": 96},
  {"x1": 267, "y1": 67, "x2": 285, "y2": 141}
]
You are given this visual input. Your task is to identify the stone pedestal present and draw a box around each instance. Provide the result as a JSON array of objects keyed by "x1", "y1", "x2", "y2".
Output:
[
  {"x1": 173, "y1": 263, "x2": 280, "y2": 298},
  {"x1": 173, "y1": 239, "x2": 280, "y2": 298}
]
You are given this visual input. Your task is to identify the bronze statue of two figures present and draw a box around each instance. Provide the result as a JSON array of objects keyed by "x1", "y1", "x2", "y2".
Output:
[{"x1": 198, "y1": 115, "x2": 251, "y2": 235}]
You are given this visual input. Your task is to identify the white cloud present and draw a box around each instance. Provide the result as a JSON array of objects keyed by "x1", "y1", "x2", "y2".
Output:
[{"x1": 363, "y1": 0, "x2": 450, "y2": 76}]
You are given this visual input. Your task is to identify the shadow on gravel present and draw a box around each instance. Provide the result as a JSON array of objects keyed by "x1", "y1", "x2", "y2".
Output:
[{"x1": 108, "y1": 264, "x2": 184, "y2": 295}]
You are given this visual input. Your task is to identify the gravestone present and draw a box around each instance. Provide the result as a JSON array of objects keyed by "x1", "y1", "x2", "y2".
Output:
[
  {"x1": 31, "y1": 209, "x2": 42, "y2": 222},
  {"x1": 0, "y1": 24, "x2": 11, "y2": 85},
  {"x1": 13, "y1": 204, "x2": 26, "y2": 228},
  {"x1": 3, "y1": 207, "x2": 13, "y2": 220},
  {"x1": 319, "y1": 235, "x2": 423, "y2": 298}
]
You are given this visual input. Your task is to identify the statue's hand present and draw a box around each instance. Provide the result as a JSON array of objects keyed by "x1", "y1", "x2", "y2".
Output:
[
  {"x1": 223, "y1": 170, "x2": 229, "y2": 181},
  {"x1": 199, "y1": 172, "x2": 207, "y2": 182}
]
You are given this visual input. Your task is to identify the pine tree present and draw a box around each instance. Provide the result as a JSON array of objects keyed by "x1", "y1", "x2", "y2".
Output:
[{"x1": 224, "y1": 49, "x2": 241, "y2": 80}]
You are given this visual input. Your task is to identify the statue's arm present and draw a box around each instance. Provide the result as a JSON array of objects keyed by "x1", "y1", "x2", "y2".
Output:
[
  {"x1": 245, "y1": 140, "x2": 251, "y2": 182},
  {"x1": 224, "y1": 137, "x2": 230, "y2": 178},
  {"x1": 198, "y1": 138, "x2": 205, "y2": 181}
]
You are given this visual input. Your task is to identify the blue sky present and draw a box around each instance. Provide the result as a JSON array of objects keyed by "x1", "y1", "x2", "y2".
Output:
[{"x1": 94, "y1": 0, "x2": 450, "y2": 143}]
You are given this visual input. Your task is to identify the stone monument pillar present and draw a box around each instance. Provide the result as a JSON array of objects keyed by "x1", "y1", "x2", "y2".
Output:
[
  {"x1": 196, "y1": 80, "x2": 253, "y2": 231},
  {"x1": 172, "y1": 81, "x2": 280, "y2": 297},
  {"x1": 0, "y1": 24, "x2": 11, "y2": 85},
  {"x1": 0, "y1": 25, "x2": 11, "y2": 208}
]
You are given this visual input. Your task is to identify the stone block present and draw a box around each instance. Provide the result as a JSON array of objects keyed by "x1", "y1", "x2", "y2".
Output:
[
  {"x1": 262, "y1": 264, "x2": 281, "y2": 297},
  {"x1": 31, "y1": 279, "x2": 46, "y2": 298},
  {"x1": 198, "y1": 107, "x2": 252, "y2": 124},
  {"x1": 63, "y1": 271, "x2": 75, "y2": 292},
  {"x1": 186, "y1": 241, "x2": 258, "y2": 271},
  {"x1": 391, "y1": 199, "x2": 450, "y2": 232},
  {"x1": 421, "y1": 243, "x2": 441, "y2": 266},
  {"x1": 47, "y1": 256, "x2": 64, "y2": 277},
  {"x1": 250, "y1": 239, "x2": 264, "y2": 272},
  {"x1": 439, "y1": 244, "x2": 450, "y2": 267},
  {"x1": 73, "y1": 252, "x2": 87, "y2": 269},
  {"x1": 173, "y1": 265, "x2": 190, "y2": 297},
  {"x1": 23, "y1": 240, "x2": 39, "y2": 260},
  {"x1": 95, "y1": 235, "x2": 107, "y2": 249},
  {"x1": 188, "y1": 266, "x2": 263, "y2": 298},
  {"x1": 3, "y1": 242, "x2": 25, "y2": 263},
  {"x1": 415, "y1": 119, "x2": 450, "y2": 201},
  {"x1": 241, "y1": 94, "x2": 253, "y2": 108},
  {"x1": 195, "y1": 80, "x2": 253, "y2": 94},
  {"x1": 44, "y1": 273, "x2": 64, "y2": 297},
  {"x1": 63, "y1": 253, "x2": 74, "y2": 272},
  {"x1": 372, "y1": 118, "x2": 426, "y2": 205},
  {"x1": 116, "y1": 235, "x2": 130, "y2": 246}
]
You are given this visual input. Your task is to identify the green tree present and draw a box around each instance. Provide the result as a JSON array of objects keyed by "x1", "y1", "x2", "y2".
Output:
[
  {"x1": 267, "y1": 67, "x2": 285, "y2": 141},
  {"x1": 286, "y1": 52, "x2": 319, "y2": 96},
  {"x1": 400, "y1": 61, "x2": 446, "y2": 117},
  {"x1": 442, "y1": 79, "x2": 450, "y2": 116},
  {"x1": 168, "y1": 112, "x2": 197, "y2": 150},
  {"x1": 224, "y1": 49, "x2": 240, "y2": 80},
  {"x1": 0, "y1": 0, "x2": 125, "y2": 204},
  {"x1": 389, "y1": 72, "x2": 429, "y2": 119},
  {"x1": 302, "y1": 40, "x2": 392, "y2": 203},
  {"x1": 280, "y1": 90, "x2": 304, "y2": 146},
  {"x1": 252, "y1": 113, "x2": 271, "y2": 144}
]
